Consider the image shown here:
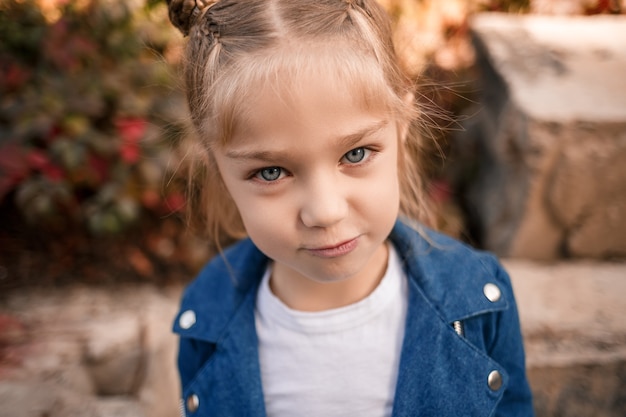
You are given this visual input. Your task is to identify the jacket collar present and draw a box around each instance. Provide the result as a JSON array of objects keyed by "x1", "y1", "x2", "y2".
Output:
[
  {"x1": 390, "y1": 220, "x2": 509, "y2": 322},
  {"x1": 173, "y1": 220, "x2": 508, "y2": 341},
  {"x1": 173, "y1": 238, "x2": 268, "y2": 343}
]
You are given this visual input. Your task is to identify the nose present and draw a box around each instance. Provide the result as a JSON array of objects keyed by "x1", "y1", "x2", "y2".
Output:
[{"x1": 299, "y1": 173, "x2": 348, "y2": 228}]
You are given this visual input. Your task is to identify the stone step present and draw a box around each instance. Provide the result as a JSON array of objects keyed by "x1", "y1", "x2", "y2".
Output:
[
  {"x1": 1, "y1": 260, "x2": 625, "y2": 416},
  {"x1": 505, "y1": 260, "x2": 626, "y2": 417},
  {"x1": 0, "y1": 285, "x2": 183, "y2": 417},
  {"x1": 463, "y1": 14, "x2": 626, "y2": 260}
]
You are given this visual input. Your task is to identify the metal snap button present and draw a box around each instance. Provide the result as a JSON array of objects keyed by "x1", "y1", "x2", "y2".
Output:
[
  {"x1": 179, "y1": 310, "x2": 197, "y2": 329},
  {"x1": 483, "y1": 283, "x2": 501, "y2": 303},
  {"x1": 488, "y1": 370, "x2": 503, "y2": 391},
  {"x1": 186, "y1": 393, "x2": 200, "y2": 413}
]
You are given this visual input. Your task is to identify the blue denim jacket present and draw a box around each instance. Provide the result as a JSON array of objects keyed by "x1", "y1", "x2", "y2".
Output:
[{"x1": 173, "y1": 220, "x2": 534, "y2": 416}]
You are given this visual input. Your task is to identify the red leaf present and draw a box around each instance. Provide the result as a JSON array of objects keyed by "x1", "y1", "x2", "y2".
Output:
[
  {"x1": 24, "y1": 149, "x2": 65, "y2": 182},
  {"x1": 115, "y1": 117, "x2": 147, "y2": 143},
  {"x1": 120, "y1": 143, "x2": 140, "y2": 164},
  {"x1": 1, "y1": 63, "x2": 31, "y2": 91},
  {"x1": 0, "y1": 143, "x2": 28, "y2": 176},
  {"x1": 116, "y1": 117, "x2": 147, "y2": 164},
  {"x1": 26, "y1": 150, "x2": 50, "y2": 170},
  {"x1": 87, "y1": 155, "x2": 109, "y2": 183},
  {"x1": 161, "y1": 192, "x2": 185, "y2": 213},
  {"x1": 41, "y1": 164, "x2": 65, "y2": 182}
]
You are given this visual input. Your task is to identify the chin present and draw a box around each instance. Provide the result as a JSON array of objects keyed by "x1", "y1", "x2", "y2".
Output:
[{"x1": 303, "y1": 262, "x2": 366, "y2": 284}]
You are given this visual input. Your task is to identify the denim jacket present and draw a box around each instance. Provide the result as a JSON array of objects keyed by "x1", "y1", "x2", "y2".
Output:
[{"x1": 173, "y1": 220, "x2": 534, "y2": 416}]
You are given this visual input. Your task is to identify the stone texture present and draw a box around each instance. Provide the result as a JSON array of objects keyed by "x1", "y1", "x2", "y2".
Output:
[
  {"x1": 0, "y1": 382, "x2": 57, "y2": 417},
  {"x1": 85, "y1": 316, "x2": 143, "y2": 395},
  {"x1": 136, "y1": 291, "x2": 182, "y2": 417},
  {"x1": 463, "y1": 14, "x2": 626, "y2": 260},
  {"x1": 0, "y1": 286, "x2": 181, "y2": 417},
  {"x1": 1, "y1": 263, "x2": 625, "y2": 417},
  {"x1": 504, "y1": 260, "x2": 626, "y2": 417}
]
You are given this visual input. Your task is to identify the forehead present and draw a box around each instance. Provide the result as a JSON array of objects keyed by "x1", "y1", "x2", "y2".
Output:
[
  {"x1": 213, "y1": 41, "x2": 400, "y2": 145},
  {"x1": 231, "y1": 81, "x2": 393, "y2": 157}
]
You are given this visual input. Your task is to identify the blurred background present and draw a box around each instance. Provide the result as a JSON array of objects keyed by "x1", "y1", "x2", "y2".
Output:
[
  {"x1": 0, "y1": 1, "x2": 625, "y2": 416},
  {"x1": 0, "y1": 0, "x2": 623, "y2": 287}
]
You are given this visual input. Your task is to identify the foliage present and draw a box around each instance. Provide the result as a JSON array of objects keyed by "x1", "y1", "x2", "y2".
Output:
[
  {"x1": 0, "y1": 0, "x2": 188, "y2": 235},
  {"x1": 476, "y1": 0, "x2": 531, "y2": 13}
]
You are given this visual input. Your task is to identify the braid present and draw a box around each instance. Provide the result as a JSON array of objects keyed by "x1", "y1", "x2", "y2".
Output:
[{"x1": 166, "y1": 0, "x2": 219, "y2": 36}]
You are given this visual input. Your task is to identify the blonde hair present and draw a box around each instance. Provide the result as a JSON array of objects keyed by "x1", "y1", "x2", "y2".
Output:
[{"x1": 167, "y1": 0, "x2": 433, "y2": 250}]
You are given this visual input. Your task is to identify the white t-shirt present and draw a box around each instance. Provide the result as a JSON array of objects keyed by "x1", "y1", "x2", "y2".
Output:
[{"x1": 255, "y1": 244, "x2": 409, "y2": 417}]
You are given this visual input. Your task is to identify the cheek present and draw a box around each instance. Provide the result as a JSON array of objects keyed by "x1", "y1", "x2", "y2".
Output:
[
  {"x1": 373, "y1": 178, "x2": 400, "y2": 221},
  {"x1": 227, "y1": 188, "x2": 294, "y2": 241},
  {"x1": 238, "y1": 200, "x2": 296, "y2": 260},
  {"x1": 369, "y1": 153, "x2": 401, "y2": 208}
]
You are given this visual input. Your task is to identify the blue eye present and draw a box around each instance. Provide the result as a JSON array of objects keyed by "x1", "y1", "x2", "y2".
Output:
[
  {"x1": 257, "y1": 167, "x2": 283, "y2": 181},
  {"x1": 343, "y1": 147, "x2": 367, "y2": 163}
]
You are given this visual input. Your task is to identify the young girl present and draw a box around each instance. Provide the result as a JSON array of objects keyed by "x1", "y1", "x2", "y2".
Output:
[{"x1": 167, "y1": 0, "x2": 534, "y2": 416}]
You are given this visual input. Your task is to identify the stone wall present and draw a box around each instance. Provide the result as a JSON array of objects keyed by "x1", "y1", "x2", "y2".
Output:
[{"x1": 461, "y1": 14, "x2": 626, "y2": 260}]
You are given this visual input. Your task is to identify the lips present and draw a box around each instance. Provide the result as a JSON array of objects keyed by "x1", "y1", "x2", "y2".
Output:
[{"x1": 304, "y1": 237, "x2": 359, "y2": 258}]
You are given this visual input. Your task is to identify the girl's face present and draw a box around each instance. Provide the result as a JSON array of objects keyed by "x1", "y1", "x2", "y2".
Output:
[{"x1": 214, "y1": 73, "x2": 402, "y2": 309}]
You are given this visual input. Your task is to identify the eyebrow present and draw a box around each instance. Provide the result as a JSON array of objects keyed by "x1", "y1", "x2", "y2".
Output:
[{"x1": 224, "y1": 119, "x2": 389, "y2": 162}]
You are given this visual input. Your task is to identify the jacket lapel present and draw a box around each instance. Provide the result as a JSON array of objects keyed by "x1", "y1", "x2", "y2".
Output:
[
  {"x1": 391, "y1": 278, "x2": 505, "y2": 417},
  {"x1": 390, "y1": 221, "x2": 508, "y2": 416},
  {"x1": 175, "y1": 239, "x2": 268, "y2": 416},
  {"x1": 185, "y1": 283, "x2": 268, "y2": 416}
]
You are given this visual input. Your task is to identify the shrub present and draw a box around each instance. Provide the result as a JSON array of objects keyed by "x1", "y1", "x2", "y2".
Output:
[{"x1": 0, "y1": 0, "x2": 188, "y2": 234}]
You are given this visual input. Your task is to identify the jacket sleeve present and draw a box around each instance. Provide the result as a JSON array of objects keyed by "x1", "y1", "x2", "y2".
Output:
[{"x1": 488, "y1": 258, "x2": 535, "y2": 417}]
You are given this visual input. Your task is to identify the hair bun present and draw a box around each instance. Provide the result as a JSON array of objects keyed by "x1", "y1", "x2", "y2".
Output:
[
  {"x1": 167, "y1": 0, "x2": 216, "y2": 35},
  {"x1": 166, "y1": 0, "x2": 194, "y2": 35}
]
